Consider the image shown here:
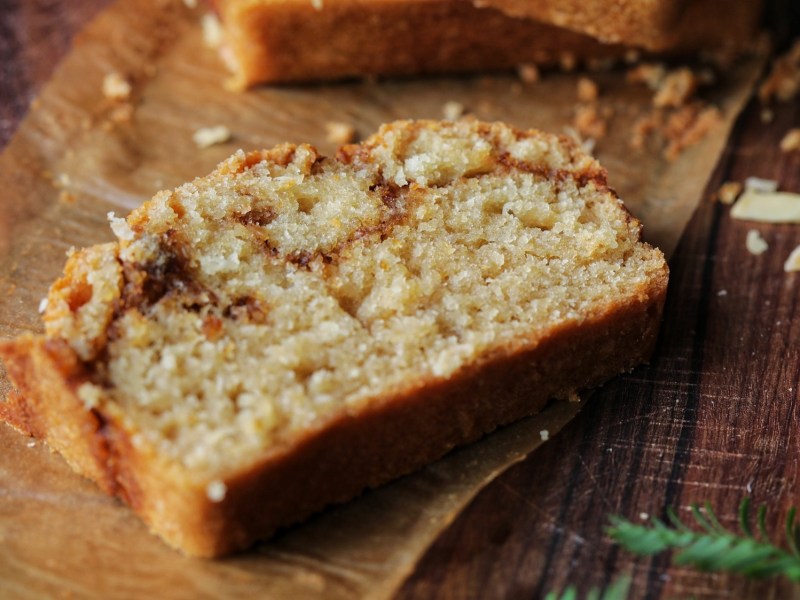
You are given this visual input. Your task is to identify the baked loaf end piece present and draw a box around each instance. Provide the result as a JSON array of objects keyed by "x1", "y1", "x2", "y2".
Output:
[
  {"x1": 209, "y1": 0, "x2": 762, "y2": 87},
  {"x1": 0, "y1": 120, "x2": 668, "y2": 557},
  {"x1": 210, "y1": 0, "x2": 626, "y2": 88}
]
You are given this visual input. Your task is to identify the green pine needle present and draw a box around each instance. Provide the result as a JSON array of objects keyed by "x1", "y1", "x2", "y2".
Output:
[
  {"x1": 607, "y1": 498, "x2": 800, "y2": 582},
  {"x1": 544, "y1": 576, "x2": 631, "y2": 600}
]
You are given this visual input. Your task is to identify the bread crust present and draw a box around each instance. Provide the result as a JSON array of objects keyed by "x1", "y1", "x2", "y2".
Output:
[
  {"x1": 0, "y1": 268, "x2": 666, "y2": 556},
  {"x1": 210, "y1": 0, "x2": 763, "y2": 88}
]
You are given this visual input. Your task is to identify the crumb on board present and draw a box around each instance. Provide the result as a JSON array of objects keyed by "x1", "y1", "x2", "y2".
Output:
[
  {"x1": 716, "y1": 181, "x2": 743, "y2": 205},
  {"x1": 193, "y1": 125, "x2": 232, "y2": 148},
  {"x1": 731, "y1": 190, "x2": 800, "y2": 223},
  {"x1": 577, "y1": 77, "x2": 599, "y2": 103},
  {"x1": 758, "y1": 38, "x2": 800, "y2": 103},
  {"x1": 442, "y1": 101, "x2": 466, "y2": 121},
  {"x1": 663, "y1": 103, "x2": 721, "y2": 161},
  {"x1": 627, "y1": 63, "x2": 666, "y2": 90},
  {"x1": 324, "y1": 121, "x2": 356, "y2": 145},
  {"x1": 206, "y1": 480, "x2": 228, "y2": 502},
  {"x1": 202, "y1": 13, "x2": 224, "y2": 48},
  {"x1": 653, "y1": 67, "x2": 698, "y2": 109},
  {"x1": 539, "y1": 430, "x2": 550, "y2": 441},
  {"x1": 780, "y1": 128, "x2": 800, "y2": 152},
  {"x1": 559, "y1": 52, "x2": 577, "y2": 73},
  {"x1": 517, "y1": 63, "x2": 540, "y2": 84},
  {"x1": 58, "y1": 190, "x2": 77, "y2": 205},
  {"x1": 573, "y1": 104, "x2": 607, "y2": 139},
  {"x1": 108, "y1": 103, "x2": 134, "y2": 124},
  {"x1": 785, "y1": 245, "x2": 800, "y2": 272},
  {"x1": 102, "y1": 72, "x2": 132, "y2": 101},
  {"x1": 745, "y1": 229, "x2": 768, "y2": 255}
]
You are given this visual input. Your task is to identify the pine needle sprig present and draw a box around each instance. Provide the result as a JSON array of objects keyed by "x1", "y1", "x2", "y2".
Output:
[
  {"x1": 544, "y1": 576, "x2": 631, "y2": 600},
  {"x1": 607, "y1": 498, "x2": 800, "y2": 581}
]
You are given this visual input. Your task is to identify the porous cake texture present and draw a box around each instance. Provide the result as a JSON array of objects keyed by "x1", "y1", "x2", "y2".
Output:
[{"x1": 0, "y1": 120, "x2": 668, "y2": 556}]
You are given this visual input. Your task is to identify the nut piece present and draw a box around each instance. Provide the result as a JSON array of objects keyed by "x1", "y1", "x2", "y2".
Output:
[
  {"x1": 442, "y1": 101, "x2": 466, "y2": 121},
  {"x1": 324, "y1": 121, "x2": 356, "y2": 145},
  {"x1": 193, "y1": 125, "x2": 232, "y2": 148},
  {"x1": 731, "y1": 190, "x2": 800, "y2": 223},
  {"x1": 785, "y1": 245, "x2": 800, "y2": 272},
  {"x1": 745, "y1": 230, "x2": 768, "y2": 255},
  {"x1": 780, "y1": 128, "x2": 800, "y2": 152},
  {"x1": 102, "y1": 72, "x2": 132, "y2": 101}
]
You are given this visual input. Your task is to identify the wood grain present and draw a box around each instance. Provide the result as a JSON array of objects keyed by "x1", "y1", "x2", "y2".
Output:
[{"x1": 1, "y1": 1, "x2": 799, "y2": 598}]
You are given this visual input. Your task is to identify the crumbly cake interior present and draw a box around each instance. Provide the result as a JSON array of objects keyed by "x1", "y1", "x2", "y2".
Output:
[{"x1": 44, "y1": 120, "x2": 664, "y2": 479}]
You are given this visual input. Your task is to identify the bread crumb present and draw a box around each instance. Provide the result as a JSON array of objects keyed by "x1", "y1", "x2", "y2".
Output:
[
  {"x1": 717, "y1": 289, "x2": 728, "y2": 296},
  {"x1": 102, "y1": 72, "x2": 132, "y2": 101},
  {"x1": 108, "y1": 103, "x2": 134, "y2": 124},
  {"x1": 627, "y1": 63, "x2": 666, "y2": 90},
  {"x1": 744, "y1": 177, "x2": 779, "y2": 193},
  {"x1": 653, "y1": 68, "x2": 698, "y2": 108},
  {"x1": 663, "y1": 104, "x2": 721, "y2": 161},
  {"x1": 206, "y1": 480, "x2": 227, "y2": 502},
  {"x1": 780, "y1": 128, "x2": 800, "y2": 152},
  {"x1": 745, "y1": 229, "x2": 768, "y2": 255},
  {"x1": 624, "y1": 49, "x2": 641, "y2": 64},
  {"x1": 577, "y1": 77, "x2": 599, "y2": 103},
  {"x1": 759, "y1": 39, "x2": 800, "y2": 103},
  {"x1": 38, "y1": 297, "x2": 49, "y2": 314},
  {"x1": 559, "y1": 52, "x2": 577, "y2": 72},
  {"x1": 193, "y1": 125, "x2": 232, "y2": 148},
  {"x1": 573, "y1": 104, "x2": 607, "y2": 139},
  {"x1": 202, "y1": 14, "x2": 224, "y2": 48},
  {"x1": 630, "y1": 111, "x2": 663, "y2": 150},
  {"x1": 324, "y1": 121, "x2": 356, "y2": 145},
  {"x1": 442, "y1": 101, "x2": 466, "y2": 121},
  {"x1": 539, "y1": 429, "x2": 550, "y2": 441},
  {"x1": 716, "y1": 181, "x2": 742, "y2": 205},
  {"x1": 58, "y1": 190, "x2": 77, "y2": 205},
  {"x1": 517, "y1": 63, "x2": 540, "y2": 84},
  {"x1": 785, "y1": 245, "x2": 800, "y2": 272},
  {"x1": 731, "y1": 190, "x2": 800, "y2": 223},
  {"x1": 26, "y1": 440, "x2": 36, "y2": 448}
]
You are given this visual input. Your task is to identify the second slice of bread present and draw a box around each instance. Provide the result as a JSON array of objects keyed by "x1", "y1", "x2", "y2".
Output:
[{"x1": 0, "y1": 120, "x2": 668, "y2": 556}]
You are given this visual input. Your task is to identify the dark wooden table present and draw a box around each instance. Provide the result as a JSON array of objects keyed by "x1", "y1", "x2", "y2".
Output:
[{"x1": 2, "y1": 1, "x2": 799, "y2": 598}]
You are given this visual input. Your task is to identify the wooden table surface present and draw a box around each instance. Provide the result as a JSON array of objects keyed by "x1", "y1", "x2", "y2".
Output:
[{"x1": 2, "y1": 1, "x2": 799, "y2": 598}]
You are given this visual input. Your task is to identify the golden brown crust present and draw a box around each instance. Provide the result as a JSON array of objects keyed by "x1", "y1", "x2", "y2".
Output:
[
  {"x1": 212, "y1": 0, "x2": 763, "y2": 88},
  {"x1": 0, "y1": 268, "x2": 666, "y2": 556}
]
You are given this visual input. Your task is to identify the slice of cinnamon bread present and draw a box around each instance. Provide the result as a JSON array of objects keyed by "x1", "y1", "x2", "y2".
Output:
[{"x1": 0, "y1": 120, "x2": 668, "y2": 556}]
